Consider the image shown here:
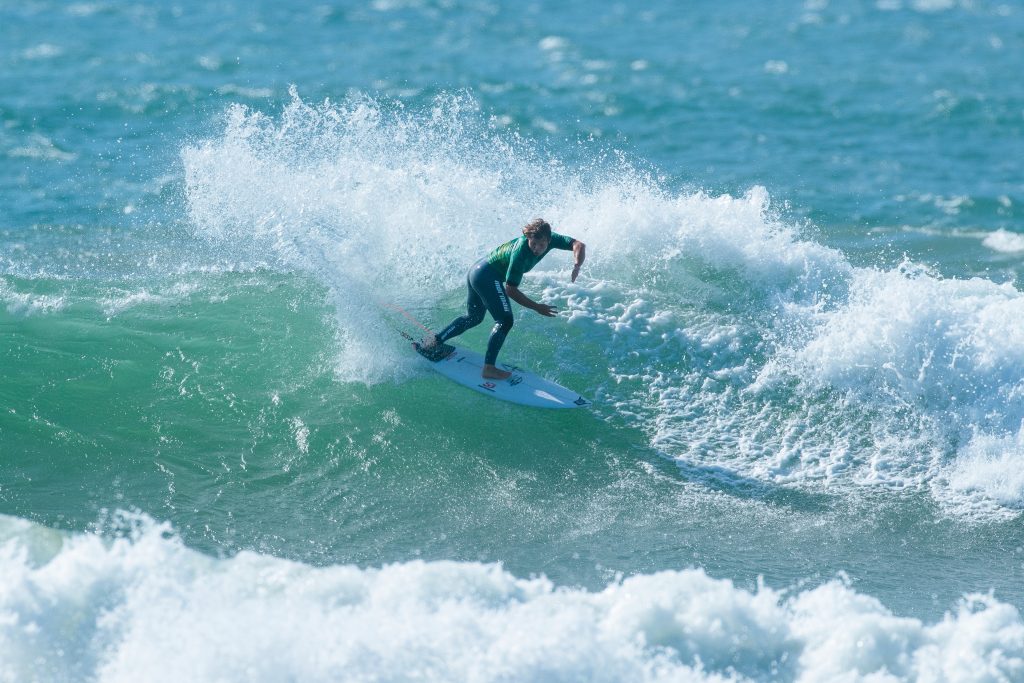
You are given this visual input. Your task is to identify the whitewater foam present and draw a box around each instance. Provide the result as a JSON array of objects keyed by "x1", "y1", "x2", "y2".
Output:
[
  {"x1": 1, "y1": 513, "x2": 1021, "y2": 683},
  {"x1": 763, "y1": 262, "x2": 1024, "y2": 513},
  {"x1": 774, "y1": 263, "x2": 1024, "y2": 420},
  {"x1": 946, "y1": 430, "x2": 1024, "y2": 509}
]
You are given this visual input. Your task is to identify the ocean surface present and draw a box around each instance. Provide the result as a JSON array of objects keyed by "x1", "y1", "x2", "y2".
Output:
[{"x1": 3, "y1": 1, "x2": 1024, "y2": 680}]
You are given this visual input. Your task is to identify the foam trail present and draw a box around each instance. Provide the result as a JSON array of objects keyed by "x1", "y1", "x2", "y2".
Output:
[{"x1": 2, "y1": 513, "x2": 1023, "y2": 683}]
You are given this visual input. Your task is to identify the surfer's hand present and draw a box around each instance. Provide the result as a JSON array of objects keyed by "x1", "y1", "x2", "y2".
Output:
[
  {"x1": 571, "y1": 264, "x2": 581, "y2": 282},
  {"x1": 534, "y1": 303, "x2": 558, "y2": 317}
]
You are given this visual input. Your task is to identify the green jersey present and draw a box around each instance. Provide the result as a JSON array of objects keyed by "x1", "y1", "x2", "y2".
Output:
[{"x1": 485, "y1": 233, "x2": 575, "y2": 287}]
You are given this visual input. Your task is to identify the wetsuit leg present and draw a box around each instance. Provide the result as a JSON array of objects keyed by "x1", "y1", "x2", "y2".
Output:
[
  {"x1": 436, "y1": 260, "x2": 514, "y2": 365},
  {"x1": 435, "y1": 263, "x2": 488, "y2": 343},
  {"x1": 467, "y1": 262, "x2": 514, "y2": 366}
]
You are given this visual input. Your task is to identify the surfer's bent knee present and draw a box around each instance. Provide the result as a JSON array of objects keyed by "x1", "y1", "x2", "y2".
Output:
[{"x1": 494, "y1": 315, "x2": 513, "y2": 332}]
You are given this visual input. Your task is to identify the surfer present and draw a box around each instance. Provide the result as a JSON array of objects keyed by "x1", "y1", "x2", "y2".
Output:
[{"x1": 420, "y1": 218, "x2": 586, "y2": 380}]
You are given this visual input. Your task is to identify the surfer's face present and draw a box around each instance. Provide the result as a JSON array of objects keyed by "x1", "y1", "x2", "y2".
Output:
[{"x1": 527, "y1": 234, "x2": 550, "y2": 255}]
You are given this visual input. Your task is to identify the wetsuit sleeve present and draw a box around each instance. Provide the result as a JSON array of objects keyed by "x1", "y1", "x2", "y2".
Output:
[{"x1": 550, "y1": 233, "x2": 575, "y2": 250}]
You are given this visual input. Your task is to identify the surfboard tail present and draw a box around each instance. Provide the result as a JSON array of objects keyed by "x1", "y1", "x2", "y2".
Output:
[{"x1": 413, "y1": 341, "x2": 456, "y2": 362}]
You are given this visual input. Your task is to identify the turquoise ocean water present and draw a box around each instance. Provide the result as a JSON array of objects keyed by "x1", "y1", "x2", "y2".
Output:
[{"x1": 3, "y1": 1, "x2": 1024, "y2": 680}]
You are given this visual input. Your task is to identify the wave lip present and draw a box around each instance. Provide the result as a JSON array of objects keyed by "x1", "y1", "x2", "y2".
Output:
[{"x1": 2, "y1": 513, "x2": 1023, "y2": 682}]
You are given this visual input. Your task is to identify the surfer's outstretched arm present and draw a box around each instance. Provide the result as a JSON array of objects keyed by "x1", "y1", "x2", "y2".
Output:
[
  {"x1": 570, "y1": 240, "x2": 586, "y2": 283},
  {"x1": 505, "y1": 284, "x2": 557, "y2": 317}
]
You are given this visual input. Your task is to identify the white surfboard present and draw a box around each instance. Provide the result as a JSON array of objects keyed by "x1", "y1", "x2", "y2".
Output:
[{"x1": 412, "y1": 341, "x2": 592, "y2": 409}]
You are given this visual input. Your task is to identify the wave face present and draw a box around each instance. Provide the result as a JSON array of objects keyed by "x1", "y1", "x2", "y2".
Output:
[
  {"x1": 2, "y1": 514, "x2": 1023, "y2": 683},
  {"x1": 176, "y1": 91, "x2": 1024, "y2": 521}
]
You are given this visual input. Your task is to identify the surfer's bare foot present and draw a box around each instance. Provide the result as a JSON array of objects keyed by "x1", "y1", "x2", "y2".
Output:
[
  {"x1": 421, "y1": 333, "x2": 438, "y2": 349},
  {"x1": 482, "y1": 364, "x2": 511, "y2": 380}
]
